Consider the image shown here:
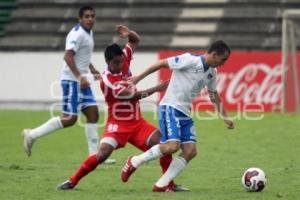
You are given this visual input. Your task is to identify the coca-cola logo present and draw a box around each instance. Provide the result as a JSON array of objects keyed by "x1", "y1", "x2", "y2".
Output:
[
  {"x1": 196, "y1": 63, "x2": 282, "y2": 105},
  {"x1": 224, "y1": 63, "x2": 282, "y2": 104}
]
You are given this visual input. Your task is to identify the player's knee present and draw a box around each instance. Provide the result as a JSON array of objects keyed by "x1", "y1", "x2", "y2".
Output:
[
  {"x1": 84, "y1": 106, "x2": 99, "y2": 123},
  {"x1": 165, "y1": 142, "x2": 180, "y2": 154},
  {"x1": 96, "y1": 144, "x2": 114, "y2": 163},
  {"x1": 61, "y1": 115, "x2": 77, "y2": 127},
  {"x1": 147, "y1": 131, "x2": 160, "y2": 146},
  {"x1": 86, "y1": 113, "x2": 99, "y2": 123}
]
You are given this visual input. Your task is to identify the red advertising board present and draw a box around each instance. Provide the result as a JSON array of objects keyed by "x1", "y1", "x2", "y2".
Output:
[{"x1": 159, "y1": 51, "x2": 285, "y2": 112}]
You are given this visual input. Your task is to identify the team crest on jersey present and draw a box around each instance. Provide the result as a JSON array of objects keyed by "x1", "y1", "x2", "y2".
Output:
[
  {"x1": 175, "y1": 56, "x2": 179, "y2": 63},
  {"x1": 207, "y1": 73, "x2": 213, "y2": 79}
]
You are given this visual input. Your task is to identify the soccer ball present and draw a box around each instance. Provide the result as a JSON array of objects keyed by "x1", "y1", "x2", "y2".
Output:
[{"x1": 241, "y1": 167, "x2": 266, "y2": 192}]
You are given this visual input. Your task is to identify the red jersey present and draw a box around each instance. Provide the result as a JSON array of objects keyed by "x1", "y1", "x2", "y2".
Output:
[{"x1": 100, "y1": 44, "x2": 142, "y2": 123}]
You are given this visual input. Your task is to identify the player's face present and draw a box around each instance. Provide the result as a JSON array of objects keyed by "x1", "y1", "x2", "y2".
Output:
[
  {"x1": 108, "y1": 54, "x2": 124, "y2": 73},
  {"x1": 79, "y1": 10, "x2": 96, "y2": 30},
  {"x1": 210, "y1": 51, "x2": 230, "y2": 68}
]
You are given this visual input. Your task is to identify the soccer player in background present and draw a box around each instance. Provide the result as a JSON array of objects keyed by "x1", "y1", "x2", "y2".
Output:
[
  {"x1": 57, "y1": 25, "x2": 188, "y2": 191},
  {"x1": 121, "y1": 40, "x2": 235, "y2": 192},
  {"x1": 22, "y1": 6, "x2": 107, "y2": 159}
]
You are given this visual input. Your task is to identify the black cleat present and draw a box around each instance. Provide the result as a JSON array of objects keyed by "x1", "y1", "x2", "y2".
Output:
[{"x1": 57, "y1": 180, "x2": 74, "y2": 190}]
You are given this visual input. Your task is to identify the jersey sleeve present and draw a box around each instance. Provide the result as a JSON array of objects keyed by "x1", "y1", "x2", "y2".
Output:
[
  {"x1": 65, "y1": 31, "x2": 83, "y2": 52},
  {"x1": 207, "y1": 70, "x2": 217, "y2": 91},
  {"x1": 123, "y1": 44, "x2": 133, "y2": 63},
  {"x1": 122, "y1": 44, "x2": 133, "y2": 75},
  {"x1": 167, "y1": 53, "x2": 197, "y2": 70}
]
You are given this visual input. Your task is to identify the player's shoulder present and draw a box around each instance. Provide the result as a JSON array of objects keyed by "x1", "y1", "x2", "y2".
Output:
[
  {"x1": 177, "y1": 52, "x2": 200, "y2": 65},
  {"x1": 176, "y1": 52, "x2": 199, "y2": 60},
  {"x1": 101, "y1": 70, "x2": 122, "y2": 89},
  {"x1": 67, "y1": 24, "x2": 85, "y2": 38}
]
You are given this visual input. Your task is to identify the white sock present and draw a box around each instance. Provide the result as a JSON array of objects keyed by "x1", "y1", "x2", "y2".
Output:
[
  {"x1": 155, "y1": 156, "x2": 187, "y2": 187},
  {"x1": 30, "y1": 117, "x2": 63, "y2": 140},
  {"x1": 131, "y1": 144, "x2": 162, "y2": 168},
  {"x1": 85, "y1": 123, "x2": 99, "y2": 155}
]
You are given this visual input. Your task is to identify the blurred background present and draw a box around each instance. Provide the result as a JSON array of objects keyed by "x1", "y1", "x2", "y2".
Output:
[{"x1": 0, "y1": 0, "x2": 300, "y2": 112}]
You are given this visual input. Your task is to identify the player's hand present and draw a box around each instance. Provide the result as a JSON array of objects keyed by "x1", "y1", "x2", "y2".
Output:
[
  {"x1": 116, "y1": 25, "x2": 130, "y2": 38},
  {"x1": 127, "y1": 75, "x2": 141, "y2": 85},
  {"x1": 224, "y1": 118, "x2": 235, "y2": 129},
  {"x1": 80, "y1": 77, "x2": 90, "y2": 89},
  {"x1": 91, "y1": 70, "x2": 101, "y2": 80},
  {"x1": 93, "y1": 73, "x2": 102, "y2": 80}
]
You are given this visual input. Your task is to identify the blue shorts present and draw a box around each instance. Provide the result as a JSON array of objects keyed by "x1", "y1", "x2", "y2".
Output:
[
  {"x1": 61, "y1": 80, "x2": 97, "y2": 115},
  {"x1": 159, "y1": 105, "x2": 196, "y2": 144}
]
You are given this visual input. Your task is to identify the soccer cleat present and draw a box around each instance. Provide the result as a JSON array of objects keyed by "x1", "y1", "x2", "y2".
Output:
[
  {"x1": 57, "y1": 180, "x2": 74, "y2": 190},
  {"x1": 152, "y1": 185, "x2": 173, "y2": 192},
  {"x1": 22, "y1": 129, "x2": 34, "y2": 157},
  {"x1": 121, "y1": 156, "x2": 136, "y2": 182},
  {"x1": 103, "y1": 158, "x2": 116, "y2": 165}
]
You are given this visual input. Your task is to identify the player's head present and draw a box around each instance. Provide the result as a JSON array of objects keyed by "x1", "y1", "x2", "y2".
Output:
[
  {"x1": 105, "y1": 43, "x2": 124, "y2": 73},
  {"x1": 206, "y1": 40, "x2": 231, "y2": 68},
  {"x1": 78, "y1": 6, "x2": 95, "y2": 30}
]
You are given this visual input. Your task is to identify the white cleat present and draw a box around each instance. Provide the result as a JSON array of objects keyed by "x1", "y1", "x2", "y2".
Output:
[{"x1": 22, "y1": 129, "x2": 34, "y2": 157}]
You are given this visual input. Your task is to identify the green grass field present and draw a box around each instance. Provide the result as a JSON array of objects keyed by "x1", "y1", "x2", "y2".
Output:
[{"x1": 0, "y1": 110, "x2": 299, "y2": 200}]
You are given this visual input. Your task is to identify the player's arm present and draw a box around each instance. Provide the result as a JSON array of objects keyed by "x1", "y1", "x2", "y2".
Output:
[
  {"x1": 128, "y1": 59, "x2": 169, "y2": 85},
  {"x1": 116, "y1": 80, "x2": 169, "y2": 100},
  {"x1": 208, "y1": 90, "x2": 235, "y2": 129},
  {"x1": 116, "y1": 25, "x2": 140, "y2": 51},
  {"x1": 64, "y1": 50, "x2": 89, "y2": 88},
  {"x1": 89, "y1": 63, "x2": 101, "y2": 80}
]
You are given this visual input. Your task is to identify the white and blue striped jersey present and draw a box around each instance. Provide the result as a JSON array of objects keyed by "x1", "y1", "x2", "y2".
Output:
[
  {"x1": 160, "y1": 53, "x2": 217, "y2": 116},
  {"x1": 61, "y1": 23, "x2": 94, "y2": 81}
]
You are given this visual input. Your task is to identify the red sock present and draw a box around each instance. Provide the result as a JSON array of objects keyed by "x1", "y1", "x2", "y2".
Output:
[
  {"x1": 159, "y1": 154, "x2": 172, "y2": 173},
  {"x1": 70, "y1": 154, "x2": 100, "y2": 186}
]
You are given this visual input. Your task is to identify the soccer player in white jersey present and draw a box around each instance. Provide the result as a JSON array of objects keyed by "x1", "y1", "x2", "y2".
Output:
[
  {"x1": 121, "y1": 40, "x2": 235, "y2": 192},
  {"x1": 21, "y1": 6, "x2": 113, "y2": 161}
]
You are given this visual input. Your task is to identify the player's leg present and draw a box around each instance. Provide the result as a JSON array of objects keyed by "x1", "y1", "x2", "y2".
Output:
[
  {"x1": 81, "y1": 105, "x2": 99, "y2": 155},
  {"x1": 80, "y1": 86, "x2": 100, "y2": 155},
  {"x1": 22, "y1": 80, "x2": 79, "y2": 156},
  {"x1": 81, "y1": 95, "x2": 116, "y2": 164},
  {"x1": 127, "y1": 125, "x2": 187, "y2": 191},
  {"x1": 128, "y1": 105, "x2": 182, "y2": 167},
  {"x1": 122, "y1": 124, "x2": 163, "y2": 182},
  {"x1": 121, "y1": 106, "x2": 182, "y2": 182},
  {"x1": 57, "y1": 138, "x2": 116, "y2": 190},
  {"x1": 132, "y1": 128, "x2": 172, "y2": 175},
  {"x1": 58, "y1": 124, "x2": 130, "y2": 190},
  {"x1": 153, "y1": 117, "x2": 196, "y2": 192},
  {"x1": 153, "y1": 143, "x2": 196, "y2": 191},
  {"x1": 145, "y1": 128, "x2": 190, "y2": 192}
]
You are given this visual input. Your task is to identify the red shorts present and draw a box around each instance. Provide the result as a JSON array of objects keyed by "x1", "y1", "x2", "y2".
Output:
[{"x1": 102, "y1": 119, "x2": 157, "y2": 150}]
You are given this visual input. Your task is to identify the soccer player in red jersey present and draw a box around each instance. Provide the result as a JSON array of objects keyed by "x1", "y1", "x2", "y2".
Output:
[{"x1": 57, "y1": 25, "x2": 188, "y2": 191}]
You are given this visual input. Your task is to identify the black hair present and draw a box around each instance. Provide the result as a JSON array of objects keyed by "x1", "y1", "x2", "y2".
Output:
[
  {"x1": 105, "y1": 43, "x2": 123, "y2": 62},
  {"x1": 79, "y1": 6, "x2": 94, "y2": 17},
  {"x1": 207, "y1": 40, "x2": 231, "y2": 55}
]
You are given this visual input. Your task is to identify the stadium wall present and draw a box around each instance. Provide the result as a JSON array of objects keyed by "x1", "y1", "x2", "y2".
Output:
[
  {"x1": 1, "y1": 51, "x2": 298, "y2": 112},
  {"x1": 0, "y1": 52, "x2": 158, "y2": 110}
]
